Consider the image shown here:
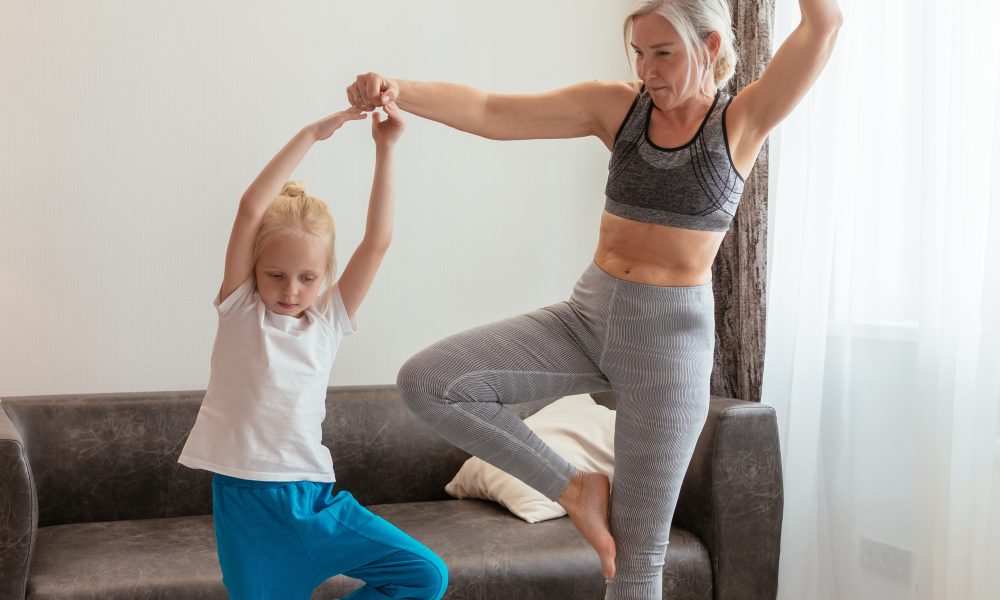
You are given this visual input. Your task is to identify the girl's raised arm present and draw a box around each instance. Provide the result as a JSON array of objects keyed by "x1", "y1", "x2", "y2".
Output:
[
  {"x1": 336, "y1": 103, "x2": 405, "y2": 320},
  {"x1": 219, "y1": 108, "x2": 366, "y2": 302}
]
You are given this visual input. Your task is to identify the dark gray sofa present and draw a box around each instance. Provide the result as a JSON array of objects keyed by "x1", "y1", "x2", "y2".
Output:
[{"x1": 0, "y1": 385, "x2": 782, "y2": 599}]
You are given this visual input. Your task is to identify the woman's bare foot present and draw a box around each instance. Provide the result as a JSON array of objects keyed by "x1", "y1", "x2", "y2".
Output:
[{"x1": 558, "y1": 471, "x2": 616, "y2": 581}]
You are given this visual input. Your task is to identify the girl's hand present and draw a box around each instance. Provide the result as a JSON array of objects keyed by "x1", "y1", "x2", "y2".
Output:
[
  {"x1": 371, "y1": 102, "x2": 405, "y2": 147},
  {"x1": 309, "y1": 107, "x2": 367, "y2": 141}
]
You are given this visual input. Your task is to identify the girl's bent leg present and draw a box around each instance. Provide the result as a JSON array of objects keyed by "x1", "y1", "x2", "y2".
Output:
[
  {"x1": 310, "y1": 491, "x2": 447, "y2": 600},
  {"x1": 396, "y1": 304, "x2": 609, "y2": 500}
]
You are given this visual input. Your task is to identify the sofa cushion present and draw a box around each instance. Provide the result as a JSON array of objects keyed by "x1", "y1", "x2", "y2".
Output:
[
  {"x1": 444, "y1": 394, "x2": 616, "y2": 523},
  {"x1": 352, "y1": 500, "x2": 713, "y2": 600},
  {"x1": 28, "y1": 515, "x2": 223, "y2": 600},
  {"x1": 27, "y1": 500, "x2": 711, "y2": 600}
]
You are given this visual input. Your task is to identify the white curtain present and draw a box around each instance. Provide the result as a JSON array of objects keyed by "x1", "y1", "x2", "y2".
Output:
[{"x1": 762, "y1": 0, "x2": 1000, "y2": 599}]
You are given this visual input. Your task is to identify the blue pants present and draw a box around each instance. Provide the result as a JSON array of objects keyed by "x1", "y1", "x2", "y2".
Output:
[{"x1": 212, "y1": 475, "x2": 448, "y2": 600}]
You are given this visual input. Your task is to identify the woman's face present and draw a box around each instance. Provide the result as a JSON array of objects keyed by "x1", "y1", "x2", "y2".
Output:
[{"x1": 630, "y1": 13, "x2": 704, "y2": 109}]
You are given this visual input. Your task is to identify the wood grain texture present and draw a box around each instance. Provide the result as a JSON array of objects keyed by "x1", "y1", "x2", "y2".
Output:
[{"x1": 711, "y1": 0, "x2": 774, "y2": 403}]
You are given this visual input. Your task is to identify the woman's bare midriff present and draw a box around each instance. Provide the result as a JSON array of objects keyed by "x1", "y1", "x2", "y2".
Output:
[{"x1": 593, "y1": 211, "x2": 726, "y2": 286}]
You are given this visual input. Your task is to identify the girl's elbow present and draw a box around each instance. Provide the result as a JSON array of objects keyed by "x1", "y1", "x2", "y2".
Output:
[
  {"x1": 236, "y1": 199, "x2": 266, "y2": 222},
  {"x1": 237, "y1": 192, "x2": 269, "y2": 215},
  {"x1": 364, "y1": 236, "x2": 392, "y2": 255}
]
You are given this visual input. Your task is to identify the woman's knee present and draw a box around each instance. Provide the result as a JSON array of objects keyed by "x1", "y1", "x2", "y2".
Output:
[
  {"x1": 396, "y1": 351, "x2": 447, "y2": 415},
  {"x1": 396, "y1": 350, "x2": 430, "y2": 393}
]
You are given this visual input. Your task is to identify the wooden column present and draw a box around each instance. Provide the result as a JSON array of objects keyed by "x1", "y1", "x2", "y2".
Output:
[{"x1": 711, "y1": 0, "x2": 774, "y2": 403}]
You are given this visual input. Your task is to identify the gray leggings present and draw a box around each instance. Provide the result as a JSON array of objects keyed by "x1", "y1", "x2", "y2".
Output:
[{"x1": 396, "y1": 260, "x2": 714, "y2": 600}]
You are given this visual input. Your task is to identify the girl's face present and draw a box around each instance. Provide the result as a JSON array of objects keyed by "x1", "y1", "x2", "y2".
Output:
[
  {"x1": 630, "y1": 13, "x2": 706, "y2": 109},
  {"x1": 254, "y1": 234, "x2": 329, "y2": 319}
]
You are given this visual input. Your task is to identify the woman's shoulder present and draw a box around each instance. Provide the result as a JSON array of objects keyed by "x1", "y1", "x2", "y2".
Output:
[
  {"x1": 557, "y1": 80, "x2": 640, "y2": 115},
  {"x1": 583, "y1": 79, "x2": 638, "y2": 97},
  {"x1": 574, "y1": 80, "x2": 642, "y2": 148},
  {"x1": 583, "y1": 80, "x2": 640, "y2": 108}
]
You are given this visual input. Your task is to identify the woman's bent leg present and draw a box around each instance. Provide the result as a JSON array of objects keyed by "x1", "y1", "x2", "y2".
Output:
[{"x1": 397, "y1": 303, "x2": 609, "y2": 501}]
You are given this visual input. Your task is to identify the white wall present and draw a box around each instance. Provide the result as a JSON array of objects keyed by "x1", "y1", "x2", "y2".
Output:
[{"x1": 0, "y1": 0, "x2": 634, "y2": 397}]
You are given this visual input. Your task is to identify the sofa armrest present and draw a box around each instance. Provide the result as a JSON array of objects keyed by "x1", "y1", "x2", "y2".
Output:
[
  {"x1": 0, "y1": 402, "x2": 36, "y2": 600},
  {"x1": 673, "y1": 397, "x2": 783, "y2": 600}
]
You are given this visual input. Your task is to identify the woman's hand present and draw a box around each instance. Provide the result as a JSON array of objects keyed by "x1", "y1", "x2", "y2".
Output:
[
  {"x1": 371, "y1": 102, "x2": 405, "y2": 147},
  {"x1": 309, "y1": 107, "x2": 368, "y2": 141},
  {"x1": 347, "y1": 73, "x2": 398, "y2": 111}
]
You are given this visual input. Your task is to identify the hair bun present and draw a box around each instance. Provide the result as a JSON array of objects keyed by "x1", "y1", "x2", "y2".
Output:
[{"x1": 280, "y1": 180, "x2": 308, "y2": 199}]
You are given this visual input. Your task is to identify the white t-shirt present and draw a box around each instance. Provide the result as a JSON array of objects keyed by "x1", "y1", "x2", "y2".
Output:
[{"x1": 178, "y1": 277, "x2": 356, "y2": 482}]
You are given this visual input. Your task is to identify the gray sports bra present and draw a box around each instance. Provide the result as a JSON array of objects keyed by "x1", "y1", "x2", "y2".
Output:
[{"x1": 604, "y1": 88, "x2": 745, "y2": 232}]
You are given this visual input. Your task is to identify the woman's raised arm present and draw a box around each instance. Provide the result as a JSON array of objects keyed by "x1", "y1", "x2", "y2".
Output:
[{"x1": 729, "y1": 0, "x2": 842, "y2": 147}]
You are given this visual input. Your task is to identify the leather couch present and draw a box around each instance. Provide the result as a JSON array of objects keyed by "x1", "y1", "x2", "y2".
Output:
[{"x1": 0, "y1": 385, "x2": 782, "y2": 599}]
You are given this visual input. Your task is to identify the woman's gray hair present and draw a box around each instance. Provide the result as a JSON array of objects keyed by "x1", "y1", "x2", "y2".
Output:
[{"x1": 624, "y1": 0, "x2": 739, "y2": 96}]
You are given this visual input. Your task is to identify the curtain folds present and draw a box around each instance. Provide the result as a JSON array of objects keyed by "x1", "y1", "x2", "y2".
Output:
[{"x1": 762, "y1": 1, "x2": 1000, "y2": 598}]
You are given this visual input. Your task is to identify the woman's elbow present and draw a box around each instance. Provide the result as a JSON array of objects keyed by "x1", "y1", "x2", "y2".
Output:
[{"x1": 817, "y1": 8, "x2": 844, "y2": 34}]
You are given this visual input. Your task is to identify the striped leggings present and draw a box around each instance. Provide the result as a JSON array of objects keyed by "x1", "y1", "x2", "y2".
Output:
[{"x1": 396, "y1": 260, "x2": 715, "y2": 600}]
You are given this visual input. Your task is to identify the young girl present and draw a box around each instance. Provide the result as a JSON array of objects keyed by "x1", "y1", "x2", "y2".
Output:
[{"x1": 178, "y1": 104, "x2": 448, "y2": 600}]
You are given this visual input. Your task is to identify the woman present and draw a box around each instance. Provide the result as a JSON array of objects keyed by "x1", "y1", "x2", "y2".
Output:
[{"x1": 347, "y1": 1, "x2": 840, "y2": 598}]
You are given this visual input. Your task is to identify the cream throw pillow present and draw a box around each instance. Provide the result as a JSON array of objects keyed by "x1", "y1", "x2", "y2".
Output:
[{"x1": 443, "y1": 394, "x2": 615, "y2": 523}]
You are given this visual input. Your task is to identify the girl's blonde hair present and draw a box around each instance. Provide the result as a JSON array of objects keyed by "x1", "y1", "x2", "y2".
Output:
[
  {"x1": 252, "y1": 181, "x2": 337, "y2": 288},
  {"x1": 624, "y1": 0, "x2": 739, "y2": 96}
]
